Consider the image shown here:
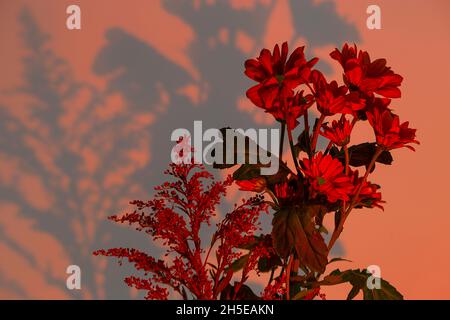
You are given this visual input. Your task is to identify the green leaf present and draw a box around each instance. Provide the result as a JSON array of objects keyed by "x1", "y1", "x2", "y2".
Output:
[
  {"x1": 271, "y1": 206, "x2": 328, "y2": 272},
  {"x1": 318, "y1": 225, "x2": 329, "y2": 235},
  {"x1": 290, "y1": 282, "x2": 303, "y2": 298},
  {"x1": 292, "y1": 288, "x2": 318, "y2": 300},
  {"x1": 328, "y1": 257, "x2": 352, "y2": 265},
  {"x1": 221, "y1": 283, "x2": 261, "y2": 300},
  {"x1": 363, "y1": 278, "x2": 403, "y2": 300},
  {"x1": 348, "y1": 143, "x2": 393, "y2": 167},
  {"x1": 232, "y1": 162, "x2": 291, "y2": 187},
  {"x1": 212, "y1": 127, "x2": 274, "y2": 168},
  {"x1": 230, "y1": 254, "x2": 250, "y2": 272},
  {"x1": 330, "y1": 143, "x2": 393, "y2": 169},
  {"x1": 347, "y1": 285, "x2": 360, "y2": 300},
  {"x1": 212, "y1": 128, "x2": 292, "y2": 185},
  {"x1": 237, "y1": 236, "x2": 261, "y2": 250},
  {"x1": 234, "y1": 284, "x2": 260, "y2": 300},
  {"x1": 320, "y1": 269, "x2": 403, "y2": 300},
  {"x1": 257, "y1": 254, "x2": 282, "y2": 273}
]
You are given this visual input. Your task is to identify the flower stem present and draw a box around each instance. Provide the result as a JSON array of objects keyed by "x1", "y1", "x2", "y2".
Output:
[
  {"x1": 311, "y1": 114, "x2": 326, "y2": 153},
  {"x1": 304, "y1": 110, "x2": 310, "y2": 135},
  {"x1": 304, "y1": 81, "x2": 316, "y2": 96},
  {"x1": 327, "y1": 146, "x2": 383, "y2": 251},
  {"x1": 202, "y1": 243, "x2": 214, "y2": 270},
  {"x1": 279, "y1": 122, "x2": 286, "y2": 163},
  {"x1": 285, "y1": 253, "x2": 294, "y2": 300},
  {"x1": 268, "y1": 268, "x2": 276, "y2": 285},
  {"x1": 287, "y1": 127, "x2": 301, "y2": 175},
  {"x1": 344, "y1": 145, "x2": 350, "y2": 176}
]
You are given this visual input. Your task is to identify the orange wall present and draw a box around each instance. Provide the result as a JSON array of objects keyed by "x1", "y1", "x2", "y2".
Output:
[{"x1": 0, "y1": 0, "x2": 449, "y2": 299}]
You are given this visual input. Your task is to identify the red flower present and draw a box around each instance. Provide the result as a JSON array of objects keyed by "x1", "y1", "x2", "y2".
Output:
[
  {"x1": 320, "y1": 117, "x2": 353, "y2": 147},
  {"x1": 366, "y1": 105, "x2": 419, "y2": 151},
  {"x1": 364, "y1": 96, "x2": 392, "y2": 114},
  {"x1": 245, "y1": 42, "x2": 318, "y2": 109},
  {"x1": 311, "y1": 70, "x2": 365, "y2": 116},
  {"x1": 330, "y1": 43, "x2": 403, "y2": 98},
  {"x1": 300, "y1": 152, "x2": 354, "y2": 203},
  {"x1": 350, "y1": 170, "x2": 385, "y2": 210},
  {"x1": 268, "y1": 90, "x2": 314, "y2": 130},
  {"x1": 236, "y1": 177, "x2": 267, "y2": 193},
  {"x1": 274, "y1": 177, "x2": 304, "y2": 205}
]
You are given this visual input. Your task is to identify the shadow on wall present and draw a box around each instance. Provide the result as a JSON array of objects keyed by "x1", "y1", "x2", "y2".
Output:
[{"x1": 0, "y1": 0, "x2": 359, "y2": 299}]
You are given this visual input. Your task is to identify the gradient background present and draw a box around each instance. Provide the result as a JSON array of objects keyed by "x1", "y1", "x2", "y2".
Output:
[{"x1": 0, "y1": 0, "x2": 449, "y2": 300}]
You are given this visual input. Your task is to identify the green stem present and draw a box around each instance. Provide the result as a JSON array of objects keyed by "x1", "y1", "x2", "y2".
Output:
[
  {"x1": 285, "y1": 253, "x2": 294, "y2": 300},
  {"x1": 311, "y1": 114, "x2": 326, "y2": 153},
  {"x1": 304, "y1": 110, "x2": 310, "y2": 136},
  {"x1": 268, "y1": 268, "x2": 276, "y2": 286},
  {"x1": 287, "y1": 127, "x2": 301, "y2": 175},
  {"x1": 327, "y1": 146, "x2": 383, "y2": 251},
  {"x1": 279, "y1": 122, "x2": 286, "y2": 163},
  {"x1": 344, "y1": 145, "x2": 350, "y2": 176}
]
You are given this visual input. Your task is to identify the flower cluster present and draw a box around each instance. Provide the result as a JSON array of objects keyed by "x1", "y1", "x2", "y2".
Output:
[
  {"x1": 97, "y1": 42, "x2": 416, "y2": 300},
  {"x1": 94, "y1": 160, "x2": 270, "y2": 300},
  {"x1": 242, "y1": 43, "x2": 418, "y2": 212},
  {"x1": 234, "y1": 42, "x2": 416, "y2": 299}
]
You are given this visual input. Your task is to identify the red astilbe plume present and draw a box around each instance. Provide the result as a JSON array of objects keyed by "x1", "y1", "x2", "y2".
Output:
[
  {"x1": 212, "y1": 195, "x2": 269, "y2": 298},
  {"x1": 261, "y1": 273, "x2": 287, "y2": 300},
  {"x1": 245, "y1": 42, "x2": 318, "y2": 111},
  {"x1": 300, "y1": 152, "x2": 354, "y2": 203},
  {"x1": 93, "y1": 248, "x2": 174, "y2": 300},
  {"x1": 94, "y1": 161, "x2": 269, "y2": 300},
  {"x1": 330, "y1": 43, "x2": 403, "y2": 98}
]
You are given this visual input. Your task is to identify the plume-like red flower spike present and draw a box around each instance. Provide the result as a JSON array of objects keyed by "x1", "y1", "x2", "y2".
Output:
[
  {"x1": 330, "y1": 43, "x2": 403, "y2": 98},
  {"x1": 320, "y1": 117, "x2": 353, "y2": 147},
  {"x1": 94, "y1": 160, "x2": 267, "y2": 299},
  {"x1": 366, "y1": 104, "x2": 419, "y2": 151},
  {"x1": 300, "y1": 152, "x2": 354, "y2": 203},
  {"x1": 245, "y1": 42, "x2": 318, "y2": 109},
  {"x1": 261, "y1": 274, "x2": 287, "y2": 300}
]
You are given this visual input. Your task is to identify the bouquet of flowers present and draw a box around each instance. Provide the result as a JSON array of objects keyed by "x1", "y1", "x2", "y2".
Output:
[{"x1": 95, "y1": 42, "x2": 418, "y2": 300}]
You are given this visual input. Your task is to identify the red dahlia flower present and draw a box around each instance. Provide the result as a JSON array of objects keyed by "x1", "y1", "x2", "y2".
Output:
[
  {"x1": 268, "y1": 91, "x2": 314, "y2": 130},
  {"x1": 350, "y1": 170, "x2": 385, "y2": 210},
  {"x1": 320, "y1": 117, "x2": 353, "y2": 147},
  {"x1": 300, "y1": 152, "x2": 353, "y2": 203},
  {"x1": 330, "y1": 43, "x2": 403, "y2": 98},
  {"x1": 274, "y1": 177, "x2": 304, "y2": 205},
  {"x1": 365, "y1": 96, "x2": 392, "y2": 113},
  {"x1": 311, "y1": 70, "x2": 365, "y2": 116},
  {"x1": 245, "y1": 42, "x2": 318, "y2": 109},
  {"x1": 366, "y1": 105, "x2": 419, "y2": 151}
]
